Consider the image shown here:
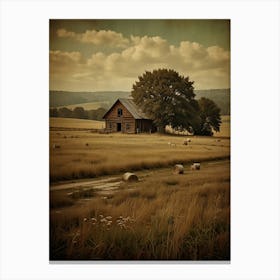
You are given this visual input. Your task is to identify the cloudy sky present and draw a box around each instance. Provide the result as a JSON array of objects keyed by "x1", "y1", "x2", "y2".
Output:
[{"x1": 50, "y1": 20, "x2": 230, "y2": 92}]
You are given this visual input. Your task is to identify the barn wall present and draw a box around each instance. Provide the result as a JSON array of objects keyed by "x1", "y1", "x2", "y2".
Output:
[{"x1": 104, "y1": 100, "x2": 136, "y2": 133}]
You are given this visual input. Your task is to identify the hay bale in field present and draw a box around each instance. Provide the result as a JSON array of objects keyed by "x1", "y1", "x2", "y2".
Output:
[
  {"x1": 173, "y1": 164, "x2": 184, "y2": 174},
  {"x1": 122, "y1": 172, "x2": 139, "y2": 182},
  {"x1": 187, "y1": 138, "x2": 191, "y2": 142},
  {"x1": 183, "y1": 140, "x2": 188, "y2": 145},
  {"x1": 52, "y1": 144, "x2": 60, "y2": 149},
  {"x1": 191, "y1": 162, "x2": 201, "y2": 170}
]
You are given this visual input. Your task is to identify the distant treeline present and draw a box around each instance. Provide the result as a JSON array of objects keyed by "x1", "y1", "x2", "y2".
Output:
[
  {"x1": 50, "y1": 107, "x2": 107, "y2": 121},
  {"x1": 50, "y1": 89, "x2": 230, "y2": 115}
]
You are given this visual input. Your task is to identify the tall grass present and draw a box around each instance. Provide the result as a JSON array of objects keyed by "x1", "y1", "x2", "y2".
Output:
[{"x1": 50, "y1": 161, "x2": 230, "y2": 260}]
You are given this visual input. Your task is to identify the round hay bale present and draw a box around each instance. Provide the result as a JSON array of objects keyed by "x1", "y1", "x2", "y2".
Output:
[
  {"x1": 187, "y1": 138, "x2": 191, "y2": 142},
  {"x1": 191, "y1": 162, "x2": 200, "y2": 170},
  {"x1": 183, "y1": 140, "x2": 188, "y2": 145},
  {"x1": 122, "y1": 172, "x2": 138, "y2": 182},
  {"x1": 173, "y1": 164, "x2": 184, "y2": 174}
]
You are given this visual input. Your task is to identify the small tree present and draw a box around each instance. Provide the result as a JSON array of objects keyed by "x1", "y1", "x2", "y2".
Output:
[
  {"x1": 194, "y1": 97, "x2": 222, "y2": 136},
  {"x1": 131, "y1": 69, "x2": 200, "y2": 133},
  {"x1": 72, "y1": 107, "x2": 86, "y2": 119},
  {"x1": 58, "y1": 107, "x2": 72, "y2": 118},
  {"x1": 50, "y1": 108, "x2": 58, "y2": 117}
]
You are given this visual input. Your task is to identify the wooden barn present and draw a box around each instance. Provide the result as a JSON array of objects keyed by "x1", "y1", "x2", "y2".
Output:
[{"x1": 103, "y1": 98, "x2": 155, "y2": 133}]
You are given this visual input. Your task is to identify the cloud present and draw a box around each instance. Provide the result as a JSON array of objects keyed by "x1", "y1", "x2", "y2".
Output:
[
  {"x1": 57, "y1": 28, "x2": 129, "y2": 48},
  {"x1": 50, "y1": 34, "x2": 230, "y2": 91}
]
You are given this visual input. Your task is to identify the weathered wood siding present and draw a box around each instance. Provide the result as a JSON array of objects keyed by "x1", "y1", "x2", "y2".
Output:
[{"x1": 104, "y1": 100, "x2": 136, "y2": 133}]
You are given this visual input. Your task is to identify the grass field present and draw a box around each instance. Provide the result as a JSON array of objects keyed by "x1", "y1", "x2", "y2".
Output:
[
  {"x1": 50, "y1": 159, "x2": 230, "y2": 260},
  {"x1": 50, "y1": 116, "x2": 230, "y2": 260},
  {"x1": 50, "y1": 116, "x2": 230, "y2": 182},
  {"x1": 50, "y1": 117, "x2": 105, "y2": 130}
]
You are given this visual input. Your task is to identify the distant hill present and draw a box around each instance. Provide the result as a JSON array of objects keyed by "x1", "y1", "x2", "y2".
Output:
[
  {"x1": 194, "y1": 88, "x2": 230, "y2": 115},
  {"x1": 50, "y1": 91, "x2": 131, "y2": 108},
  {"x1": 50, "y1": 88, "x2": 230, "y2": 115}
]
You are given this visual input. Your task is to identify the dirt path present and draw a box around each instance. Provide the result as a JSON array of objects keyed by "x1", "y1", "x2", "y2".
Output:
[{"x1": 50, "y1": 158, "x2": 229, "y2": 193}]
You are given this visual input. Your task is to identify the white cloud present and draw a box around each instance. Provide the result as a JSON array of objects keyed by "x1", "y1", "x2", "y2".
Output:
[
  {"x1": 50, "y1": 34, "x2": 230, "y2": 91},
  {"x1": 57, "y1": 28, "x2": 129, "y2": 48}
]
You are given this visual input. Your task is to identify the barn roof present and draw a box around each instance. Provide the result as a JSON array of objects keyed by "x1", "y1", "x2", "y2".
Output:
[{"x1": 103, "y1": 98, "x2": 150, "y2": 120}]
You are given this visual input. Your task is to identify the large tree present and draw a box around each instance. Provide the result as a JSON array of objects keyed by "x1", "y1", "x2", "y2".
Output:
[
  {"x1": 194, "y1": 97, "x2": 222, "y2": 136},
  {"x1": 131, "y1": 69, "x2": 200, "y2": 133}
]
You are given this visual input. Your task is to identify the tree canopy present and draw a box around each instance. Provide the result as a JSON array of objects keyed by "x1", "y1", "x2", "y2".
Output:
[
  {"x1": 131, "y1": 69, "x2": 200, "y2": 133},
  {"x1": 131, "y1": 68, "x2": 221, "y2": 135},
  {"x1": 194, "y1": 97, "x2": 222, "y2": 136}
]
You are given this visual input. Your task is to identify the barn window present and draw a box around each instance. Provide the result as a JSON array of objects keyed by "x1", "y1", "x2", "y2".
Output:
[
  {"x1": 117, "y1": 108, "x2": 123, "y2": 117},
  {"x1": 126, "y1": 123, "x2": 130, "y2": 130}
]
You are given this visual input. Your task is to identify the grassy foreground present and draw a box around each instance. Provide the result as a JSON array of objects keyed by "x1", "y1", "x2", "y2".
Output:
[
  {"x1": 50, "y1": 160, "x2": 230, "y2": 260},
  {"x1": 50, "y1": 117, "x2": 230, "y2": 260}
]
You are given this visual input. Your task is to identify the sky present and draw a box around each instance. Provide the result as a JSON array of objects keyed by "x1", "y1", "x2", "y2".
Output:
[{"x1": 50, "y1": 20, "x2": 230, "y2": 92}]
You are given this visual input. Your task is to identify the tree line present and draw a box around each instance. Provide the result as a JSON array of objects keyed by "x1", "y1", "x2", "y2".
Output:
[{"x1": 50, "y1": 107, "x2": 107, "y2": 121}]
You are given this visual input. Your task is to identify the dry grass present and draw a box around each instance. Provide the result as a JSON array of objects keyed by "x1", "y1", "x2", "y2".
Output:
[
  {"x1": 50, "y1": 160, "x2": 230, "y2": 260},
  {"x1": 50, "y1": 117, "x2": 105, "y2": 130},
  {"x1": 50, "y1": 117, "x2": 230, "y2": 260},
  {"x1": 50, "y1": 118, "x2": 230, "y2": 182}
]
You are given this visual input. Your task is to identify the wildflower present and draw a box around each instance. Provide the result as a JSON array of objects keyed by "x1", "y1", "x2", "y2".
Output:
[
  {"x1": 106, "y1": 216, "x2": 112, "y2": 220},
  {"x1": 106, "y1": 221, "x2": 112, "y2": 226},
  {"x1": 83, "y1": 218, "x2": 88, "y2": 222},
  {"x1": 91, "y1": 218, "x2": 97, "y2": 222},
  {"x1": 99, "y1": 214, "x2": 103, "y2": 218}
]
